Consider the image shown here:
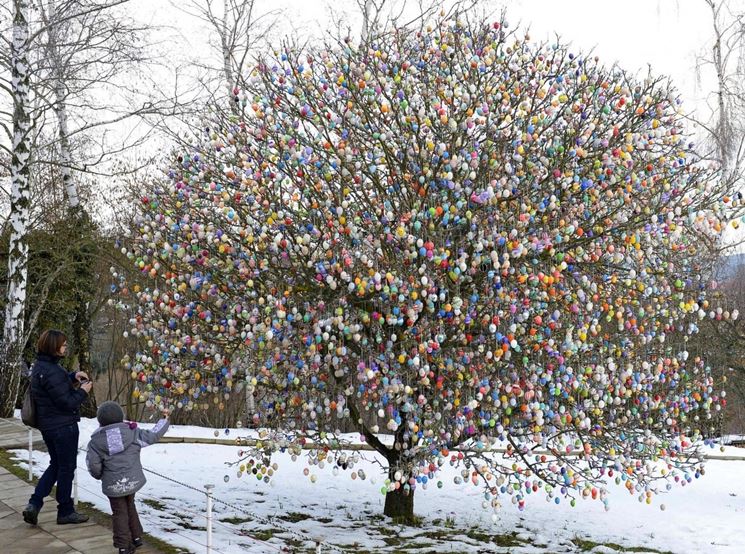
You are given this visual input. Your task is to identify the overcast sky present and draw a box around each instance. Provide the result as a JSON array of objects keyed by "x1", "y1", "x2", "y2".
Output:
[
  {"x1": 132, "y1": 0, "x2": 720, "y2": 120},
  {"x1": 511, "y1": 0, "x2": 717, "y2": 114}
]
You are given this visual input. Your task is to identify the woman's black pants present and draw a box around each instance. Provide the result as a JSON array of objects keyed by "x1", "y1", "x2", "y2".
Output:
[{"x1": 28, "y1": 422, "x2": 79, "y2": 517}]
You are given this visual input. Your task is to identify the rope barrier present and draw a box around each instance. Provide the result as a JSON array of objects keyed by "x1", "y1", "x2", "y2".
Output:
[
  {"x1": 75, "y1": 446, "x2": 322, "y2": 552},
  {"x1": 74, "y1": 462, "x2": 220, "y2": 531},
  {"x1": 72, "y1": 472, "x2": 227, "y2": 554},
  {"x1": 119, "y1": 474, "x2": 288, "y2": 552},
  {"x1": 134, "y1": 461, "x2": 343, "y2": 553}
]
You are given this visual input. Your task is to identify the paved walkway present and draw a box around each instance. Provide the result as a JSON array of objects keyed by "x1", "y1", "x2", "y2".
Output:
[
  {"x1": 0, "y1": 465, "x2": 114, "y2": 553},
  {"x1": 0, "y1": 418, "x2": 43, "y2": 449}
]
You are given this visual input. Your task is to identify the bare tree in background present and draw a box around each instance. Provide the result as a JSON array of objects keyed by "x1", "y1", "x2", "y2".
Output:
[
  {"x1": 177, "y1": 0, "x2": 280, "y2": 114},
  {"x1": 33, "y1": 0, "x2": 143, "y2": 411},
  {"x1": 354, "y1": 0, "x2": 483, "y2": 41},
  {"x1": 357, "y1": 0, "x2": 447, "y2": 40},
  {"x1": 358, "y1": 0, "x2": 402, "y2": 40},
  {"x1": 695, "y1": 0, "x2": 745, "y2": 189},
  {"x1": 164, "y1": 0, "x2": 281, "y2": 421}
]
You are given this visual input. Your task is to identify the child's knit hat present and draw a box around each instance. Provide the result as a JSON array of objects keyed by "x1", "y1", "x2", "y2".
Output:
[{"x1": 97, "y1": 401, "x2": 124, "y2": 426}]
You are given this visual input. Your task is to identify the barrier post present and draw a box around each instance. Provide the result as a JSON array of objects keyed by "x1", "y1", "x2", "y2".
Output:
[
  {"x1": 27, "y1": 429, "x2": 33, "y2": 481},
  {"x1": 205, "y1": 484, "x2": 214, "y2": 553}
]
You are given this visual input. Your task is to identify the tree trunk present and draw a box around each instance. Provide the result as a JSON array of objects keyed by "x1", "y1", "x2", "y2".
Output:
[
  {"x1": 245, "y1": 384, "x2": 256, "y2": 426},
  {"x1": 345, "y1": 400, "x2": 415, "y2": 520},
  {"x1": 44, "y1": 0, "x2": 93, "y2": 417},
  {"x1": 383, "y1": 467, "x2": 415, "y2": 522},
  {"x1": 72, "y1": 285, "x2": 93, "y2": 376},
  {"x1": 0, "y1": 0, "x2": 32, "y2": 417},
  {"x1": 53, "y1": 84, "x2": 79, "y2": 208},
  {"x1": 79, "y1": 388, "x2": 97, "y2": 418},
  {"x1": 710, "y1": 1, "x2": 732, "y2": 179},
  {"x1": 221, "y1": 0, "x2": 239, "y2": 115},
  {"x1": 70, "y1": 213, "x2": 97, "y2": 417},
  {"x1": 45, "y1": 0, "x2": 80, "y2": 209},
  {"x1": 0, "y1": 343, "x2": 23, "y2": 417},
  {"x1": 73, "y1": 296, "x2": 97, "y2": 417}
]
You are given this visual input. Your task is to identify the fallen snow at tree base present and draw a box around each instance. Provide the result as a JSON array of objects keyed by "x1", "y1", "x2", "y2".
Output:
[{"x1": 11, "y1": 417, "x2": 745, "y2": 553}]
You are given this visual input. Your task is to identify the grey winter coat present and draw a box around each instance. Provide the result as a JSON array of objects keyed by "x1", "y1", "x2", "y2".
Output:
[{"x1": 85, "y1": 419, "x2": 169, "y2": 497}]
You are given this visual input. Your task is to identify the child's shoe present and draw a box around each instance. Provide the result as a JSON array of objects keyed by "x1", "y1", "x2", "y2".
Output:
[
  {"x1": 118, "y1": 548, "x2": 134, "y2": 554},
  {"x1": 132, "y1": 537, "x2": 144, "y2": 548}
]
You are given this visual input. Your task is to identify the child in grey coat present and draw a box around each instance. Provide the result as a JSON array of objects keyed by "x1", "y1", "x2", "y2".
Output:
[{"x1": 86, "y1": 401, "x2": 169, "y2": 554}]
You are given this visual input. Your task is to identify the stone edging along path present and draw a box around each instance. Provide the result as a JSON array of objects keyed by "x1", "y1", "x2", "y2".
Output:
[{"x1": 0, "y1": 464, "x2": 117, "y2": 554}]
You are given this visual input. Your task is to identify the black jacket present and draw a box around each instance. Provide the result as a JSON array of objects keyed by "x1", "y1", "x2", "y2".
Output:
[{"x1": 31, "y1": 353, "x2": 88, "y2": 431}]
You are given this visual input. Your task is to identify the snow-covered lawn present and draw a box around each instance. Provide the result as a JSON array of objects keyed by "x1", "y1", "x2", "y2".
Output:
[{"x1": 10, "y1": 418, "x2": 745, "y2": 554}]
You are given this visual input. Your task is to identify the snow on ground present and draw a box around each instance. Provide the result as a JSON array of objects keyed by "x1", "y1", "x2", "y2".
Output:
[{"x1": 9, "y1": 417, "x2": 745, "y2": 554}]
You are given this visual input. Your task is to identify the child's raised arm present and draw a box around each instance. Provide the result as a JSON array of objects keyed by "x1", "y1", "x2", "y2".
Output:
[{"x1": 134, "y1": 418, "x2": 170, "y2": 447}]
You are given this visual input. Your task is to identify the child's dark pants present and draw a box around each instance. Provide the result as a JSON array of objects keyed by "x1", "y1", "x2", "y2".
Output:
[{"x1": 108, "y1": 494, "x2": 143, "y2": 548}]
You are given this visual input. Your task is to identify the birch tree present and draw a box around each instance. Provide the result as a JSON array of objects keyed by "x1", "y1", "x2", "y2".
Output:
[
  {"x1": 33, "y1": 0, "x2": 129, "y2": 408},
  {"x1": 694, "y1": 0, "x2": 745, "y2": 189},
  {"x1": 687, "y1": 1, "x2": 745, "y2": 431},
  {"x1": 37, "y1": 0, "x2": 80, "y2": 209},
  {"x1": 0, "y1": 0, "x2": 32, "y2": 416}
]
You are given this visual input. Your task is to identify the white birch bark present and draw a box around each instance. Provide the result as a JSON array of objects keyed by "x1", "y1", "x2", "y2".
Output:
[
  {"x1": 1, "y1": 0, "x2": 32, "y2": 416},
  {"x1": 43, "y1": 0, "x2": 81, "y2": 209},
  {"x1": 54, "y1": 80, "x2": 79, "y2": 208}
]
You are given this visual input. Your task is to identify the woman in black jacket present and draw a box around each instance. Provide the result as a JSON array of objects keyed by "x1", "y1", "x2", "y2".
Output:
[{"x1": 22, "y1": 329, "x2": 93, "y2": 525}]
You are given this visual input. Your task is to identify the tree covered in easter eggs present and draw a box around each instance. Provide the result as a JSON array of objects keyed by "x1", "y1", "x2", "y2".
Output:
[{"x1": 121, "y1": 16, "x2": 730, "y2": 520}]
